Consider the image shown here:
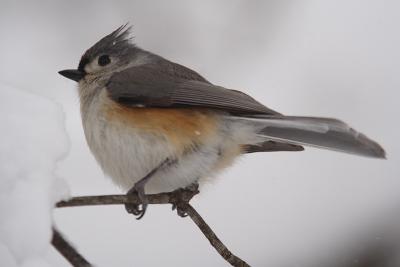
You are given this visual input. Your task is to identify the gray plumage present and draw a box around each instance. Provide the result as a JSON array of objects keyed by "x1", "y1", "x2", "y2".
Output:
[
  {"x1": 106, "y1": 60, "x2": 385, "y2": 158},
  {"x1": 229, "y1": 116, "x2": 386, "y2": 158},
  {"x1": 106, "y1": 64, "x2": 279, "y2": 115},
  {"x1": 101, "y1": 26, "x2": 385, "y2": 158}
]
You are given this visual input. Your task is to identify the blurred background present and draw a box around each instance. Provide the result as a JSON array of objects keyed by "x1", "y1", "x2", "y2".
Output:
[{"x1": 1, "y1": 1, "x2": 399, "y2": 266}]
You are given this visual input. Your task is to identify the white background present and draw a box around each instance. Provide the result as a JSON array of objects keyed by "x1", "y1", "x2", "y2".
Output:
[{"x1": 1, "y1": 1, "x2": 399, "y2": 266}]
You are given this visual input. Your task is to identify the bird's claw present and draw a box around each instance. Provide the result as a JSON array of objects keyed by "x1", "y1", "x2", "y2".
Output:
[
  {"x1": 125, "y1": 184, "x2": 148, "y2": 220},
  {"x1": 171, "y1": 202, "x2": 188, "y2": 217},
  {"x1": 177, "y1": 205, "x2": 189, "y2": 217},
  {"x1": 171, "y1": 183, "x2": 199, "y2": 218}
]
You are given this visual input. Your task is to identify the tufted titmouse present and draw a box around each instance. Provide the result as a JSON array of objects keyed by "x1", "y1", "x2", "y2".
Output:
[{"x1": 59, "y1": 25, "x2": 385, "y2": 219}]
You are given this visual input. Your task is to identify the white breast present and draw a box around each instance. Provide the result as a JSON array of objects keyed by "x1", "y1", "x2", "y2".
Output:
[{"x1": 80, "y1": 89, "x2": 228, "y2": 193}]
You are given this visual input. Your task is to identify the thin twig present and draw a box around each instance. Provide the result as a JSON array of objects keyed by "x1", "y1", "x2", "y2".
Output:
[
  {"x1": 180, "y1": 202, "x2": 251, "y2": 267},
  {"x1": 55, "y1": 188, "x2": 250, "y2": 267},
  {"x1": 51, "y1": 227, "x2": 92, "y2": 267},
  {"x1": 56, "y1": 190, "x2": 194, "y2": 208}
]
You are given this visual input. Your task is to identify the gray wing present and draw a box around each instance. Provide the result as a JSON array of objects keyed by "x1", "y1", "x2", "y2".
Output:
[
  {"x1": 106, "y1": 64, "x2": 279, "y2": 115},
  {"x1": 230, "y1": 116, "x2": 386, "y2": 158}
]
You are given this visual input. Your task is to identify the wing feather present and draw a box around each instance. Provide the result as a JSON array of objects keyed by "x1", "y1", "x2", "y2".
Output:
[{"x1": 106, "y1": 64, "x2": 279, "y2": 115}]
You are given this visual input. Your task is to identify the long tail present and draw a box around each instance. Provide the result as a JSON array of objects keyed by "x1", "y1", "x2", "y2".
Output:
[{"x1": 231, "y1": 115, "x2": 386, "y2": 158}]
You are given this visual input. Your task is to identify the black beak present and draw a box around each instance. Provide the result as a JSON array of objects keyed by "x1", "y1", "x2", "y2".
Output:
[{"x1": 58, "y1": 69, "x2": 85, "y2": 82}]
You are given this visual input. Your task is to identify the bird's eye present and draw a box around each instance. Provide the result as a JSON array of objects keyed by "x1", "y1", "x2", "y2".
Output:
[{"x1": 98, "y1": 55, "x2": 111, "y2": 66}]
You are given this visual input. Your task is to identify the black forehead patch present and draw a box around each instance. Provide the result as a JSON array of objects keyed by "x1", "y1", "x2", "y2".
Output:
[
  {"x1": 78, "y1": 56, "x2": 89, "y2": 72},
  {"x1": 77, "y1": 24, "x2": 134, "y2": 71}
]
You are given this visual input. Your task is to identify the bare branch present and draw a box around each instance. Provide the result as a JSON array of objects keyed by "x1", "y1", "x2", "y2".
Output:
[
  {"x1": 181, "y1": 203, "x2": 251, "y2": 267},
  {"x1": 56, "y1": 190, "x2": 195, "y2": 208},
  {"x1": 51, "y1": 227, "x2": 92, "y2": 267},
  {"x1": 55, "y1": 188, "x2": 250, "y2": 267}
]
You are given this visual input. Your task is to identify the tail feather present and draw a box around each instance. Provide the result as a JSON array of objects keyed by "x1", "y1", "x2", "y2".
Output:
[
  {"x1": 233, "y1": 116, "x2": 386, "y2": 158},
  {"x1": 242, "y1": 141, "x2": 304, "y2": 154}
]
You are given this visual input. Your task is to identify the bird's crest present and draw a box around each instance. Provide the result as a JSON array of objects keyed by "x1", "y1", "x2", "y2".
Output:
[{"x1": 78, "y1": 24, "x2": 134, "y2": 72}]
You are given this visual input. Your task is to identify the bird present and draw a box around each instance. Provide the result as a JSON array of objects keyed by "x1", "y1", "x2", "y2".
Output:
[{"x1": 59, "y1": 24, "x2": 385, "y2": 219}]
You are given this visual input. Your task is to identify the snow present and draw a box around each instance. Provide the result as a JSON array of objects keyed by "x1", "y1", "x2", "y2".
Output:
[{"x1": 0, "y1": 83, "x2": 70, "y2": 267}]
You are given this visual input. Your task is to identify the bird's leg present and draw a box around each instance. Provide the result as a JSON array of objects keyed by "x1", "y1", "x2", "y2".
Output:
[
  {"x1": 125, "y1": 158, "x2": 173, "y2": 219},
  {"x1": 171, "y1": 182, "x2": 199, "y2": 217}
]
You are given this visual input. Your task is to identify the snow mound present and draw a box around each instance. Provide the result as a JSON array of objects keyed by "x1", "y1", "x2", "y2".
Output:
[{"x1": 0, "y1": 83, "x2": 70, "y2": 267}]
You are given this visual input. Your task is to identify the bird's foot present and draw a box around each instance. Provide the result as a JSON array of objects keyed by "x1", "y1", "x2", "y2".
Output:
[
  {"x1": 125, "y1": 183, "x2": 148, "y2": 220},
  {"x1": 171, "y1": 183, "x2": 199, "y2": 218}
]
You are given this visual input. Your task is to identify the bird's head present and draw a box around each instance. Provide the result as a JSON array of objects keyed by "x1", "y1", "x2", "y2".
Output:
[{"x1": 59, "y1": 24, "x2": 136, "y2": 83}]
